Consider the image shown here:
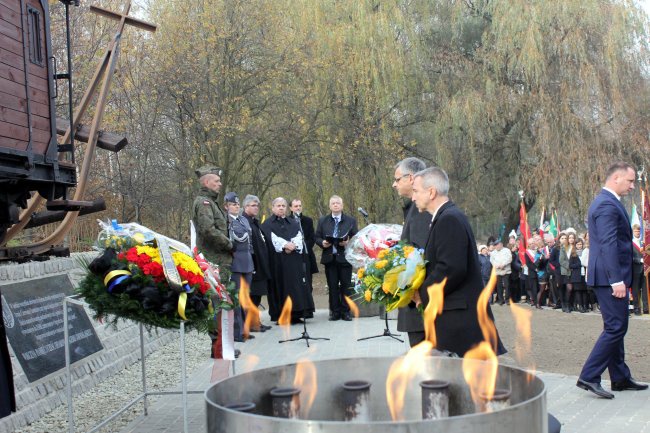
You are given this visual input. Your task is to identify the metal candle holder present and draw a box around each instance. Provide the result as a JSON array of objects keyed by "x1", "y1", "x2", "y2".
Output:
[
  {"x1": 224, "y1": 402, "x2": 256, "y2": 413},
  {"x1": 270, "y1": 387, "x2": 301, "y2": 418},
  {"x1": 342, "y1": 380, "x2": 371, "y2": 421},
  {"x1": 479, "y1": 388, "x2": 512, "y2": 413},
  {"x1": 419, "y1": 379, "x2": 450, "y2": 420}
]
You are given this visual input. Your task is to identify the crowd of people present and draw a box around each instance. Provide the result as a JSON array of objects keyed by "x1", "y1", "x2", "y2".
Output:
[{"x1": 477, "y1": 225, "x2": 649, "y2": 316}]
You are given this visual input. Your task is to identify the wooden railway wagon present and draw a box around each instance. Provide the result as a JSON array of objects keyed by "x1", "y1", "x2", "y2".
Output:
[{"x1": 0, "y1": 0, "x2": 76, "y2": 242}]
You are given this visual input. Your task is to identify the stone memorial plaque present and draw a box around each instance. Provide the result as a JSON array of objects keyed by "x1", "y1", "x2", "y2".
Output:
[{"x1": 1, "y1": 274, "x2": 103, "y2": 382}]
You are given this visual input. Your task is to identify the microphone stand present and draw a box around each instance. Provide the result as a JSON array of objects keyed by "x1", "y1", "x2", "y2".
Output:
[
  {"x1": 357, "y1": 313, "x2": 403, "y2": 343},
  {"x1": 355, "y1": 209, "x2": 404, "y2": 343},
  {"x1": 279, "y1": 215, "x2": 330, "y2": 348}
]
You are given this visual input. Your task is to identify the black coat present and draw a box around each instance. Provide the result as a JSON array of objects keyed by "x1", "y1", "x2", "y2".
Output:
[
  {"x1": 242, "y1": 213, "x2": 272, "y2": 294},
  {"x1": 262, "y1": 215, "x2": 315, "y2": 320},
  {"x1": 315, "y1": 213, "x2": 358, "y2": 265},
  {"x1": 548, "y1": 246, "x2": 561, "y2": 278},
  {"x1": 292, "y1": 213, "x2": 319, "y2": 275},
  {"x1": 569, "y1": 254, "x2": 584, "y2": 284},
  {"x1": 525, "y1": 250, "x2": 547, "y2": 280},
  {"x1": 478, "y1": 254, "x2": 492, "y2": 282},
  {"x1": 397, "y1": 200, "x2": 431, "y2": 332},
  {"x1": 510, "y1": 250, "x2": 521, "y2": 275},
  {"x1": 418, "y1": 201, "x2": 506, "y2": 357}
]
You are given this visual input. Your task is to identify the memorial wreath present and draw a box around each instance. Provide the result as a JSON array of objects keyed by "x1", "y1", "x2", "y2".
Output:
[{"x1": 77, "y1": 221, "x2": 236, "y2": 332}]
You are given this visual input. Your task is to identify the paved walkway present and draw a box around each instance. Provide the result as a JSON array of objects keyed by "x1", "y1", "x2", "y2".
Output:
[{"x1": 120, "y1": 309, "x2": 650, "y2": 433}]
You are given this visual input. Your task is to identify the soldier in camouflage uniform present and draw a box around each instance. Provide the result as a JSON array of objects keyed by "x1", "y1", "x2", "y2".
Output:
[
  {"x1": 192, "y1": 165, "x2": 238, "y2": 357},
  {"x1": 192, "y1": 165, "x2": 233, "y2": 278}
]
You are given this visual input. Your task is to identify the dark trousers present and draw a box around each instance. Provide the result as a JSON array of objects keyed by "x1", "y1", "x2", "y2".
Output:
[
  {"x1": 495, "y1": 275, "x2": 510, "y2": 304},
  {"x1": 408, "y1": 331, "x2": 426, "y2": 347},
  {"x1": 527, "y1": 278, "x2": 539, "y2": 306},
  {"x1": 509, "y1": 274, "x2": 520, "y2": 301},
  {"x1": 251, "y1": 295, "x2": 262, "y2": 307},
  {"x1": 231, "y1": 272, "x2": 253, "y2": 340},
  {"x1": 632, "y1": 268, "x2": 648, "y2": 313},
  {"x1": 548, "y1": 273, "x2": 560, "y2": 305},
  {"x1": 579, "y1": 286, "x2": 631, "y2": 383},
  {"x1": 325, "y1": 262, "x2": 353, "y2": 316}
]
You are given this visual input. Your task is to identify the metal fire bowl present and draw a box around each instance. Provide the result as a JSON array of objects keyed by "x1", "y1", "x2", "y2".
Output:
[{"x1": 205, "y1": 356, "x2": 547, "y2": 433}]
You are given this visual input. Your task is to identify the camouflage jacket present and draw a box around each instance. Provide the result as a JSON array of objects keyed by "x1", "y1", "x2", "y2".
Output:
[{"x1": 192, "y1": 187, "x2": 233, "y2": 268}]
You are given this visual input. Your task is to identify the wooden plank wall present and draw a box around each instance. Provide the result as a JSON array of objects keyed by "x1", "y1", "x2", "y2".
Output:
[{"x1": 0, "y1": 0, "x2": 52, "y2": 155}]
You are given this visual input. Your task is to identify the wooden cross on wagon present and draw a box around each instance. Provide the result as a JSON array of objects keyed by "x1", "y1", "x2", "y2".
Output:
[{"x1": 2, "y1": 1, "x2": 156, "y2": 256}]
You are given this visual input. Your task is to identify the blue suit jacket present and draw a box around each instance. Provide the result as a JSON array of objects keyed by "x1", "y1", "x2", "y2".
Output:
[{"x1": 586, "y1": 189, "x2": 633, "y2": 288}]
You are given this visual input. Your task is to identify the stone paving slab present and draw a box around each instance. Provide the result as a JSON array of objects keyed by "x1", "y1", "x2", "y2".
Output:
[{"x1": 120, "y1": 309, "x2": 650, "y2": 433}]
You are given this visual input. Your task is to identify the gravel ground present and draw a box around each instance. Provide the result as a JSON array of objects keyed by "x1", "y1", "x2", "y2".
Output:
[
  {"x1": 490, "y1": 303, "x2": 650, "y2": 381},
  {"x1": 15, "y1": 330, "x2": 212, "y2": 433},
  {"x1": 14, "y1": 271, "x2": 650, "y2": 432}
]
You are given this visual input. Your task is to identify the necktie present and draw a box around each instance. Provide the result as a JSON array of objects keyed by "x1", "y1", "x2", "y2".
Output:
[{"x1": 333, "y1": 217, "x2": 339, "y2": 254}]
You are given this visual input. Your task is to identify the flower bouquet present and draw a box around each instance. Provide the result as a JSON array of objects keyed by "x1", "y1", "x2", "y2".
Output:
[
  {"x1": 77, "y1": 221, "x2": 233, "y2": 332},
  {"x1": 353, "y1": 242, "x2": 426, "y2": 312},
  {"x1": 344, "y1": 223, "x2": 403, "y2": 268}
]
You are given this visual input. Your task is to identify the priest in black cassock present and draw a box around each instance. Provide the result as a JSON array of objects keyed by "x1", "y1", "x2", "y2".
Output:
[
  {"x1": 1, "y1": 288, "x2": 16, "y2": 418},
  {"x1": 262, "y1": 197, "x2": 315, "y2": 323}
]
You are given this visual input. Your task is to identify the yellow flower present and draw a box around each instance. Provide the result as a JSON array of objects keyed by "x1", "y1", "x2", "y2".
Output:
[
  {"x1": 357, "y1": 268, "x2": 365, "y2": 279},
  {"x1": 377, "y1": 249, "x2": 388, "y2": 259},
  {"x1": 134, "y1": 246, "x2": 202, "y2": 276},
  {"x1": 364, "y1": 289, "x2": 372, "y2": 302},
  {"x1": 136, "y1": 245, "x2": 161, "y2": 263},
  {"x1": 374, "y1": 260, "x2": 388, "y2": 269},
  {"x1": 172, "y1": 251, "x2": 203, "y2": 275},
  {"x1": 403, "y1": 246, "x2": 415, "y2": 258}
]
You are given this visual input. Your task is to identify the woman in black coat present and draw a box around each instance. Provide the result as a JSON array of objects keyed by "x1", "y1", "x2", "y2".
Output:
[{"x1": 570, "y1": 238, "x2": 588, "y2": 313}]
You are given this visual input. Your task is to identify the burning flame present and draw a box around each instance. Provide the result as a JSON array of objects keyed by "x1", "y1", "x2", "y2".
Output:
[
  {"x1": 344, "y1": 295, "x2": 359, "y2": 318},
  {"x1": 293, "y1": 359, "x2": 318, "y2": 417},
  {"x1": 238, "y1": 277, "x2": 260, "y2": 338},
  {"x1": 509, "y1": 302, "x2": 535, "y2": 377},
  {"x1": 462, "y1": 342, "x2": 499, "y2": 408},
  {"x1": 278, "y1": 296, "x2": 293, "y2": 326},
  {"x1": 385, "y1": 341, "x2": 433, "y2": 420},
  {"x1": 462, "y1": 269, "x2": 498, "y2": 406},
  {"x1": 477, "y1": 270, "x2": 498, "y2": 348},
  {"x1": 423, "y1": 278, "x2": 446, "y2": 346}
]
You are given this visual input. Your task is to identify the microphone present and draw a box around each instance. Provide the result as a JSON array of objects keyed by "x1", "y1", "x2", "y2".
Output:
[{"x1": 357, "y1": 207, "x2": 369, "y2": 218}]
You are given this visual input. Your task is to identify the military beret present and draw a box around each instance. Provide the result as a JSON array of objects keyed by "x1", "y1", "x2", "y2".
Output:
[
  {"x1": 224, "y1": 192, "x2": 239, "y2": 204},
  {"x1": 195, "y1": 164, "x2": 223, "y2": 178}
]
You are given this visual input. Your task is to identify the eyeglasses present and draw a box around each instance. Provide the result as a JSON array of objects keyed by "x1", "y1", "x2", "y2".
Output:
[{"x1": 393, "y1": 174, "x2": 410, "y2": 182}]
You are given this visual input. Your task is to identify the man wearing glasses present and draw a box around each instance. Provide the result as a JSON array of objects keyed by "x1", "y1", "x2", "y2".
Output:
[
  {"x1": 242, "y1": 195, "x2": 274, "y2": 331},
  {"x1": 392, "y1": 157, "x2": 431, "y2": 347}
]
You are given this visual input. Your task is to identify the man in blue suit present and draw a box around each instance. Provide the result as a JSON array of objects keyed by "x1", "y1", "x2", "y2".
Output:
[{"x1": 577, "y1": 162, "x2": 648, "y2": 399}]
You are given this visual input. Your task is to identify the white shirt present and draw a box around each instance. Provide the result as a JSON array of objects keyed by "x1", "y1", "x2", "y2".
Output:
[
  {"x1": 429, "y1": 199, "x2": 449, "y2": 223},
  {"x1": 603, "y1": 186, "x2": 621, "y2": 201}
]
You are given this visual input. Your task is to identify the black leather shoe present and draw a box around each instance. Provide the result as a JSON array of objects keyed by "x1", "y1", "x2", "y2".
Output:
[
  {"x1": 611, "y1": 378, "x2": 649, "y2": 391},
  {"x1": 342, "y1": 313, "x2": 352, "y2": 321},
  {"x1": 261, "y1": 324, "x2": 272, "y2": 331},
  {"x1": 235, "y1": 349, "x2": 241, "y2": 358},
  {"x1": 576, "y1": 379, "x2": 614, "y2": 399},
  {"x1": 329, "y1": 314, "x2": 341, "y2": 321}
]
